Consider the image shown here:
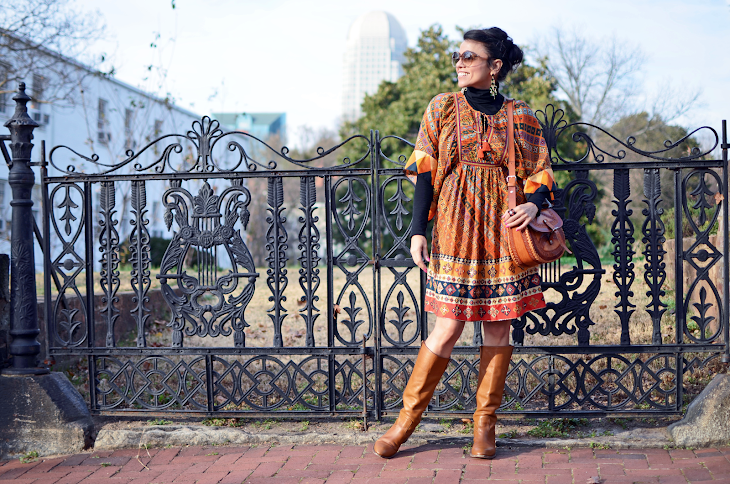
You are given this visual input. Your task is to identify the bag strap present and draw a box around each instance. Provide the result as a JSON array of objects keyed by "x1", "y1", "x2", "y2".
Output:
[
  {"x1": 454, "y1": 92, "x2": 462, "y2": 156},
  {"x1": 506, "y1": 99, "x2": 517, "y2": 209}
]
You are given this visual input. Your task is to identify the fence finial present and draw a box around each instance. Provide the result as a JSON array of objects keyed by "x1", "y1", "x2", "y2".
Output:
[{"x1": 4, "y1": 82, "x2": 39, "y2": 130}]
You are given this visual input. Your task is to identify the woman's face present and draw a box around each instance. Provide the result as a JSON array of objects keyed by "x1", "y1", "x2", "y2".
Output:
[{"x1": 455, "y1": 40, "x2": 502, "y2": 90}]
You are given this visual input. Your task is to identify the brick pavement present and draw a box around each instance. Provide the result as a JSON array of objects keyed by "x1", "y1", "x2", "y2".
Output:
[{"x1": 2, "y1": 444, "x2": 730, "y2": 483}]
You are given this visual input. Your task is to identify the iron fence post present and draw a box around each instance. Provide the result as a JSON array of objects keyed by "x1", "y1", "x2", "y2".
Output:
[
  {"x1": 373, "y1": 130, "x2": 382, "y2": 420},
  {"x1": 722, "y1": 119, "x2": 729, "y2": 363},
  {"x1": 2, "y1": 83, "x2": 48, "y2": 375}
]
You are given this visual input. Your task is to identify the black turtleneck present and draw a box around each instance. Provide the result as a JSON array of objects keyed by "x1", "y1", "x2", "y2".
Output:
[
  {"x1": 465, "y1": 87, "x2": 504, "y2": 115},
  {"x1": 410, "y1": 88, "x2": 547, "y2": 237}
]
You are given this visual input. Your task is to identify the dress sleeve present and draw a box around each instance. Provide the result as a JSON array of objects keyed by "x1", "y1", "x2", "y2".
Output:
[
  {"x1": 404, "y1": 95, "x2": 446, "y2": 231},
  {"x1": 514, "y1": 102, "x2": 556, "y2": 213},
  {"x1": 404, "y1": 95, "x2": 443, "y2": 184}
]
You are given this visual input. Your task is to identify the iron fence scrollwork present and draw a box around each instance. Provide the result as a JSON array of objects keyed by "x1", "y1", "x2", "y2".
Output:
[{"x1": 1, "y1": 83, "x2": 723, "y2": 417}]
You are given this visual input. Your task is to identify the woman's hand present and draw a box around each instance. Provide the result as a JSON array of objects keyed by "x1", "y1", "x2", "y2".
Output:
[
  {"x1": 410, "y1": 235, "x2": 430, "y2": 273},
  {"x1": 502, "y1": 202, "x2": 539, "y2": 232}
]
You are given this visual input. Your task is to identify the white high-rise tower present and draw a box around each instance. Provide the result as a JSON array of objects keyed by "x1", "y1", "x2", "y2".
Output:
[{"x1": 342, "y1": 11, "x2": 407, "y2": 121}]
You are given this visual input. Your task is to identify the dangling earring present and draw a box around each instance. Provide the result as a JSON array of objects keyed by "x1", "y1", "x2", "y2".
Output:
[{"x1": 489, "y1": 75, "x2": 498, "y2": 97}]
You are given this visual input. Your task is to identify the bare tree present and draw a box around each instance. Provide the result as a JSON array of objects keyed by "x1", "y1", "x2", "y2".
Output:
[
  {"x1": 536, "y1": 27, "x2": 700, "y2": 129},
  {"x1": 0, "y1": 0, "x2": 106, "y2": 105}
]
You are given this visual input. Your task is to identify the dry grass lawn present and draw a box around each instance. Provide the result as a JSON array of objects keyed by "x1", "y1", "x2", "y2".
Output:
[{"x1": 39, "y1": 257, "x2": 704, "y2": 349}]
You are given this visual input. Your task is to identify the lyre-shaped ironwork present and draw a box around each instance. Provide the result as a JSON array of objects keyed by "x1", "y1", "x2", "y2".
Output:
[{"x1": 157, "y1": 180, "x2": 258, "y2": 347}]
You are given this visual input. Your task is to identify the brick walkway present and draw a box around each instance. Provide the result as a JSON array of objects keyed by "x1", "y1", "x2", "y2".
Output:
[{"x1": 2, "y1": 444, "x2": 730, "y2": 483}]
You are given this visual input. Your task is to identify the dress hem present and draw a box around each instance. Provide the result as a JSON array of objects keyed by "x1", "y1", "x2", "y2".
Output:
[{"x1": 424, "y1": 293, "x2": 546, "y2": 322}]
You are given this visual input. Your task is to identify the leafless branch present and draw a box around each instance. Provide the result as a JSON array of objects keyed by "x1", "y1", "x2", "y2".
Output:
[
  {"x1": 537, "y1": 27, "x2": 650, "y2": 126},
  {"x1": 0, "y1": 0, "x2": 107, "y2": 106}
]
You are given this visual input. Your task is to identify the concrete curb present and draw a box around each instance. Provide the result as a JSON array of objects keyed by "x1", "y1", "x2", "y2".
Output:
[
  {"x1": 669, "y1": 374, "x2": 730, "y2": 447},
  {"x1": 0, "y1": 373, "x2": 94, "y2": 459},
  {"x1": 93, "y1": 425, "x2": 673, "y2": 451}
]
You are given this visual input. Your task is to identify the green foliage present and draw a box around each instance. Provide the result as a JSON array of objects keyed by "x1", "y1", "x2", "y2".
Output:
[
  {"x1": 201, "y1": 417, "x2": 235, "y2": 427},
  {"x1": 502, "y1": 58, "x2": 555, "y2": 108},
  {"x1": 119, "y1": 236, "x2": 172, "y2": 268},
  {"x1": 686, "y1": 320, "x2": 700, "y2": 334},
  {"x1": 577, "y1": 112, "x2": 708, "y2": 244},
  {"x1": 343, "y1": 24, "x2": 458, "y2": 148},
  {"x1": 204, "y1": 417, "x2": 245, "y2": 427},
  {"x1": 344, "y1": 418, "x2": 365, "y2": 431},
  {"x1": 458, "y1": 420, "x2": 474, "y2": 434},
  {"x1": 341, "y1": 25, "x2": 571, "y2": 156},
  {"x1": 255, "y1": 418, "x2": 277, "y2": 431},
  {"x1": 590, "y1": 442, "x2": 611, "y2": 449},
  {"x1": 147, "y1": 418, "x2": 172, "y2": 426},
  {"x1": 149, "y1": 237, "x2": 173, "y2": 267},
  {"x1": 609, "y1": 417, "x2": 629, "y2": 430},
  {"x1": 660, "y1": 206, "x2": 719, "y2": 239},
  {"x1": 19, "y1": 451, "x2": 39, "y2": 464},
  {"x1": 610, "y1": 112, "x2": 701, "y2": 161},
  {"x1": 526, "y1": 418, "x2": 588, "y2": 438}
]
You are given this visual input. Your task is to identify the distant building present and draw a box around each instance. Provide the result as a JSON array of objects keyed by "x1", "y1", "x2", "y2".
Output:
[
  {"x1": 341, "y1": 11, "x2": 408, "y2": 121},
  {"x1": 0, "y1": 32, "x2": 236, "y2": 271},
  {"x1": 213, "y1": 112, "x2": 286, "y2": 144}
]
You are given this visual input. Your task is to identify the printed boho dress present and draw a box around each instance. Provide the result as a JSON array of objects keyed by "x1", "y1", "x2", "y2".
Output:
[{"x1": 404, "y1": 92, "x2": 556, "y2": 321}]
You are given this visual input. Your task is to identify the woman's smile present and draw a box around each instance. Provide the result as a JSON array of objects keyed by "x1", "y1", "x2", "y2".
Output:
[{"x1": 455, "y1": 40, "x2": 498, "y2": 90}]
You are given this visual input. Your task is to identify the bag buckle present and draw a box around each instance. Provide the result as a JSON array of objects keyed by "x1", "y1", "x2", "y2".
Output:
[{"x1": 542, "y1": 220, "x2": 572, "y2": 255}]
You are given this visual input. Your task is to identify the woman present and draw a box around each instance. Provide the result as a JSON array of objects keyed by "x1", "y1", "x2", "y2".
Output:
[{"x1": 373, "y1": 27, "x2": 555, "y2": 460}]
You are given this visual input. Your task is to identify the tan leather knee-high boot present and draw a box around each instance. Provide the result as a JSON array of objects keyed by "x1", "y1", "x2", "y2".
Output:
[
  {"x1": 471, "y1": 345, "x2": 513, "y2": 459},
  {"x1": 373, "y1": 342, "x2": 450, "y2": 458}
]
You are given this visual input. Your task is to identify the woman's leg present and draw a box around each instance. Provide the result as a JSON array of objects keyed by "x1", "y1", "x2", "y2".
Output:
[
  {"x1": 426, "y1": 316, "x2": 467, "y2": 357},
  {"x1": 471, "y1": 319, "x2": 514, "y2": 459},
  {"x1": 481, "y1": 319, "x2": 511, "y2": 346},
  {"x1": 374, "y1": 316, "x2": 465, "y2": 458}
]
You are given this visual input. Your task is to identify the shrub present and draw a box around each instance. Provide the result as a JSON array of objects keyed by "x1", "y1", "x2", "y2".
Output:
[{"x1": 660, "y1": 206, "x2": 719, "y2": 239}]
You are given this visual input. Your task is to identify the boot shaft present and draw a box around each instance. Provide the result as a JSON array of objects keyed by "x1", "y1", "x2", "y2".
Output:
[
  {"x1": 474, "y1": 345, "x2": 513, "y2": 416},
  {"x1": 402, "y1": 342, "x2": 451, "y2": 417}
]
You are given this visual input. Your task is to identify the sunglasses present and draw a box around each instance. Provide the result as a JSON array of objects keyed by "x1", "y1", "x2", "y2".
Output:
[{"x1": 451, "y1": 50, "x2": 488, "y2": 67}]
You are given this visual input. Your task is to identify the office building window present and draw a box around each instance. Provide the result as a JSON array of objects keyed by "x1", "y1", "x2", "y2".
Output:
[
  {"x1": 125, "y1": 108, "x2": 134, "y2": 150},
  {"x1": 98, "y1": 98, "x2": 110, "y2": 145},
  {"x1": 0, "y1": 63, "x2": 8, "y2": 114},
  {"x1": 31, "y1": 74, "x2": 45, "y2": 110}
]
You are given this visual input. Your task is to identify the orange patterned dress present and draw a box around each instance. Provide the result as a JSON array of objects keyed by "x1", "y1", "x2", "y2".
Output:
[{"x1": 404, "y1": 92, "x2": 556, "y2": 321}]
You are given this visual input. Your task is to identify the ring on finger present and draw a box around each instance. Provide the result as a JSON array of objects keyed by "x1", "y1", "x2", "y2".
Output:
[{"x1": 508, "y1": 209, "x2": 516, "y2": 216}]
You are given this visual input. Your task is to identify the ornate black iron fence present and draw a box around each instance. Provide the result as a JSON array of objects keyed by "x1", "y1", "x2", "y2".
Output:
[{"x1": 2, "y1": 84, "x2": 729, "y2": 419}]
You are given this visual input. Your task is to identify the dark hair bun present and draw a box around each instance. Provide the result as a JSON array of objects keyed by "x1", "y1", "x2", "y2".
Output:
[{"x1": 463, "y1": 27, "x2": 523, "y2": 82}]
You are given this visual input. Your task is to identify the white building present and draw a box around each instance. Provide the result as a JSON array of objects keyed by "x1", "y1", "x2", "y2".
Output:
[
  {"x1": 0, "y1": 42, "x2": 241, "y2": 272},
  {"x1": 341, "y1": 11, "x2": 408, "y2": 121}
]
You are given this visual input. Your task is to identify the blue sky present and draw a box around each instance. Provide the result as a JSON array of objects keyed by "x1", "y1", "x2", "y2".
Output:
[{"x1": 82, "y1": 0, "x2": 730, "y2": 148}]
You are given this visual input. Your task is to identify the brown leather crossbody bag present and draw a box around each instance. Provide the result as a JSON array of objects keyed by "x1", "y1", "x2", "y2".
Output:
[{"x1": 503, "y1": 99, "x2": 569, "y2": 269}]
